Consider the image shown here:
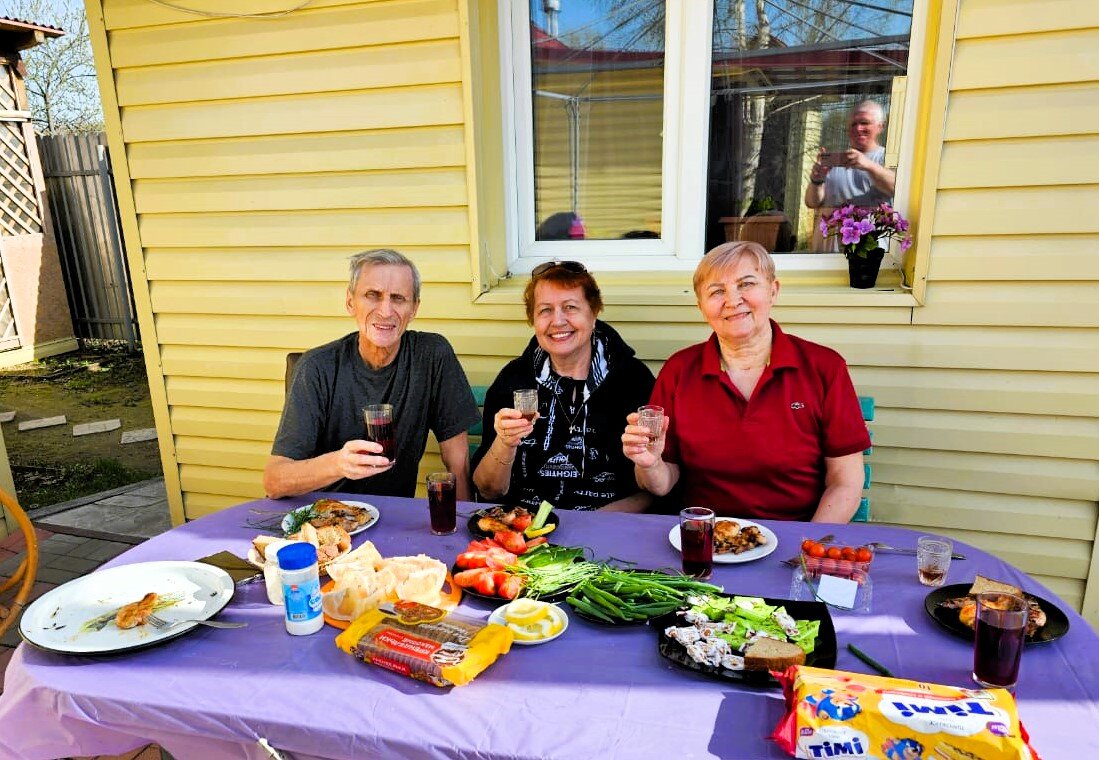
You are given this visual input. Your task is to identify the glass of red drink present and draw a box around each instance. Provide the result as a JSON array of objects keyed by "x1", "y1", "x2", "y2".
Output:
[
  {"x1": 679, "y1": 507, "x2": 714, "y2": 580},
  {"x1": 363, "y1": 404, "x2": 396, "y2": 461},
  {"x1": 513, "y1": 389, "x2": 539, "y2": 423},
  {"x1": 426, "y1": 472, "x2": 457, "y2": 535},
  {"x1": 972, "y1": 592, "x2": 1026, "y2": 690}
]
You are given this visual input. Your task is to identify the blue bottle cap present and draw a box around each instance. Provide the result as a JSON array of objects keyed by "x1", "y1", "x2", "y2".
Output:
[{"x1": 276, "y1": 542, "x2": 317, "y2": 571}]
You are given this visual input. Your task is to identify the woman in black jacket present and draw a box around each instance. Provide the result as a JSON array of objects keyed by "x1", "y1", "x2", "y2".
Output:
[{"x1": 472, "y1": 262, "x2": 655, "y2": 511}]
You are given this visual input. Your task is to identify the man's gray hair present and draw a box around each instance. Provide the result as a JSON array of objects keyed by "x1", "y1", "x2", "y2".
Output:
[
  {"x1": 853, "y1": 99, "x2": 885, "y2": 125},
  {"x1": 347, "y1": 249, "x2": 422, "y2": 302}
]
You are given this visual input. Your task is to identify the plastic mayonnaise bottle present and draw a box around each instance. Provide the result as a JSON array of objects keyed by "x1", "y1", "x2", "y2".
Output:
[{"x1": 276, "y1": 542, "x2": 323, "y2": 635}]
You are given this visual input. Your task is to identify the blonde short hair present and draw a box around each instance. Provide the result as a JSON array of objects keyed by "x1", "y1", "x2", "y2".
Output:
[{"x1": 692, "y1": 242, "x2": 776, "y2": 297}]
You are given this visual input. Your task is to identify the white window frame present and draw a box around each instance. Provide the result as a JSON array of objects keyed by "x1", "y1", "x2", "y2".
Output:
[{"x1": 498, "y1": 0, "x2": 927, "y2": 276}]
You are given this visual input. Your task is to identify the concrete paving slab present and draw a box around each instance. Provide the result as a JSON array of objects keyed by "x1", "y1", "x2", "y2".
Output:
[
  {"x1": 126, "y1": 479, "x2": 167, "y2": 498},
  {"x1": 96, "y1": 493, "x2": 160, "y2": 508},
  {"x1": 39, "y1": 503, "x2": 170, "y2": 542},
  {"x1": 17, "y1": 416, "x2": 66, "y2": 432},
  {"x1": 36, "y1": 566, "x2": 88, "y2": 585},
  {"x1": 73, "y1": 419, "x2": 122, "y2": 437},
  {"x1": 83, "y1": 541, "x2": 132, "y2": 562},
  {"x1": 0, "y1": 411, "x2": 15, "y2": 423},
  {"x1": 120, "y1": 428, "x2": 158, "y2": 444},
  {"x1": 45, "y1": 555, "x2": 101, "y2": 574}
]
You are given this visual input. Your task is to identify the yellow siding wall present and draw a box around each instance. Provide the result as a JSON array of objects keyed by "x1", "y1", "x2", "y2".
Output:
[{"x1": 89, "y1": 0, "x2": 1099, "y2": 626}]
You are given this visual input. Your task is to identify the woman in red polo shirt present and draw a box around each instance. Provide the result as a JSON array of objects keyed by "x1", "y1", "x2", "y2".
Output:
[{"x1": 621, "y1": 242, "x2": 869, "y2": 522}]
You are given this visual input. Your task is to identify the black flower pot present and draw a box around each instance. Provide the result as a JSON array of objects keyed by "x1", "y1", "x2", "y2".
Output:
[{"x1": 847, "y1": 247, "x2": 885, "y2": 289}]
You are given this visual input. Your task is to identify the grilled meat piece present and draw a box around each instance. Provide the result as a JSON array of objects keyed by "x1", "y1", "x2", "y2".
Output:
[{"x1": 115, "y1": 592, "x2": 158, "y2": 629}]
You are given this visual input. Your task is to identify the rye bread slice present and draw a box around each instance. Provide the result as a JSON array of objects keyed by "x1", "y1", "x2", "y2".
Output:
[{"x1": 743, "y1": 638, "x2": 806, "y2": 671}]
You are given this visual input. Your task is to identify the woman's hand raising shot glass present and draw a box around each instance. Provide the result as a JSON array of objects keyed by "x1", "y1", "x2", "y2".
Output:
[
  {"x1": 493, "y1": 390, "x2": 540, "y2": 452},
  {"x1": 622, "y1": 407, "x2": 668, "y2": 469}
]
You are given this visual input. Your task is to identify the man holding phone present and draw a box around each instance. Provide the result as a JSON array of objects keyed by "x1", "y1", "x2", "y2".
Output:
[{"x1": 804, "y1": 100, "x2": 896, "y2": 213}]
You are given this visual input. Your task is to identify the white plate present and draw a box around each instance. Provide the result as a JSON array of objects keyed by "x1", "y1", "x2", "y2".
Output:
[
  {"x1": 281, "y1": 500, "x2": 380, "y2": 537},
  {"x1": 19, "y1": 561, "x2": 235, "y2": 655},
  {"x1": 667, "y1": 518, "x2": 779, "y2": 564},
  {"x1": 488, "y1": 602, "x2": 569, "y2": 646}
]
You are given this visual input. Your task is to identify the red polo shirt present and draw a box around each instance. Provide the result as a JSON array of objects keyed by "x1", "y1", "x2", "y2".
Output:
[{"x1": 651, "y1": 321, "x2": 869, "y2": 520}]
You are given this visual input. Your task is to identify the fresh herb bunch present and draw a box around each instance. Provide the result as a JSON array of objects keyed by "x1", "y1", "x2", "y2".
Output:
[
  {"x1": 282, "y1": 504, "x2": 319, "y2": 537},
  {"x1": 567, "y1": 567, "x2": 723, "y2": 623},
  {"x1": 818, "y1": 202, "x2": 912, "y2": 259}
]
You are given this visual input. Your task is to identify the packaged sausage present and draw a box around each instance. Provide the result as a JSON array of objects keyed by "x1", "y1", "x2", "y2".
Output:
[
  {"x1": 334, "y1": 601, "x2": 512, "y2": 687},
  {"x1": 771, "y1": 666, "x2": 1040, "y2": 759}
]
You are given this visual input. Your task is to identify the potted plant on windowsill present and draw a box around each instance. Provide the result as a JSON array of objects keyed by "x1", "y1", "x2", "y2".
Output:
[{"x1": 819, "y1": 203, "x2": 913, "y2": 288}]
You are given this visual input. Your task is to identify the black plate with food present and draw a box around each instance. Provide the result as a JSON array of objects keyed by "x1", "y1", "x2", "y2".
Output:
[
  {"x1": 467, "y1": 505, "x2": 560, "y2": 539},
  {"x1": 924, "y1": 584, "x2": 1069, "y2": 645},
  {"x1": 654, "y1": 595, "x2": 837, "y2": 687}
]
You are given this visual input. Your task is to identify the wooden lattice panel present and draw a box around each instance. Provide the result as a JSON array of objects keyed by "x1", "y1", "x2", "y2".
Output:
[
  {"x1": 0, "y1": 67, "x2": 16, "y2": 112},
  {"x1": 0, "y1": 120, "x2": 42, "y2": 236},
  {"x1": 0, "y1": 257, "x2": 19, "y2": 348}
]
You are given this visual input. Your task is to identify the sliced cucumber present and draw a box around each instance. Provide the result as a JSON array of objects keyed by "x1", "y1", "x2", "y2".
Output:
[{"x1": 531, "y1": 499, "x2": 555, "y2": 530}]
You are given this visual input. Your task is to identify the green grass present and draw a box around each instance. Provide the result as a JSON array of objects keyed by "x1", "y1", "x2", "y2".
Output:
[{"x1": 13, "y1": 458, "x2": 157, "y2": 511}]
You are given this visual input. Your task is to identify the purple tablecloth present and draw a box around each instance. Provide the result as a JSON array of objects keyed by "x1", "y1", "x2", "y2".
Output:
[{"x1": 2, "y1": 496, "x2": 1097, "y2": 759}]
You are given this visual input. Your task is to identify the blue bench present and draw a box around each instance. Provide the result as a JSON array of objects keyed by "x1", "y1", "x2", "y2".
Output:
[{"x1": 854, "y1": 395, "x2": 874, "y2": 523}]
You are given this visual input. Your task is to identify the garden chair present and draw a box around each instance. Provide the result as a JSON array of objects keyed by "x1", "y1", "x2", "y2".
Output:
[{"x1": 0, "y1": 487, "x2": 38, "y2": 640}]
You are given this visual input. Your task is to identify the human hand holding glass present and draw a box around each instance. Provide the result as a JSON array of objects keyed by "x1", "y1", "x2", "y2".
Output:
[
  {"x1": 622, "y1": 409, "x2": 667, "y2": 468},
  {"x1": 494, "y1": 401, "x2": 536, "y2": 450},
  {"x1": 363, "y1": 404, "x2": 396, "y2": 462}
]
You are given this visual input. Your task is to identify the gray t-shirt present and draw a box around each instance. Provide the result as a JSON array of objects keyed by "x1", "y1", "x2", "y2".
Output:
[
  {"x1": 271, "y1": 330, "x2": 479, "y2": 497},
  {"x1": 824, "y1": 146, "x2": 891, "y2": 207}
]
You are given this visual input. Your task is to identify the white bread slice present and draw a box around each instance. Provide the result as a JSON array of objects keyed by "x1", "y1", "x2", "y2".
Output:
[
  {"x1": 743, "y1": 638, "x2": 806, "y2": 671},
  {"x1": 968, "y1": 575, "x2": 1022, "y2": 598}
]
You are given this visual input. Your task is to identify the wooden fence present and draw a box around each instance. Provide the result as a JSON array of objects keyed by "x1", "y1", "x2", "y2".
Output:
[{"x1": 37, "y1": 132, "x2": 137, "y2": 348}]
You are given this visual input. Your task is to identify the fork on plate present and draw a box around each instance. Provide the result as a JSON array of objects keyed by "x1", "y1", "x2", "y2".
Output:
[{"x1": 147, "y1": 613, "x2": 247, "y2": 630}]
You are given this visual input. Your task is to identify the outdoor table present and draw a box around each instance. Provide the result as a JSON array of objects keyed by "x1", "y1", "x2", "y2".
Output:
[{"x1": 2, "y1": 495, "x2": 1098, "y2": 759}]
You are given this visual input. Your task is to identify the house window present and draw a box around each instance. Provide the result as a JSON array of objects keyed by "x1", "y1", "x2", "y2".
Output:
[{"x1": 501, "y1": 0, "x2": 920, "y2": 274}]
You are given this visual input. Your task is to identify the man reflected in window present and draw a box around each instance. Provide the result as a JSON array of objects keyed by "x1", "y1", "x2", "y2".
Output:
[{"x1": 804, "y1": 100, "x2": 896, "y2": 211}]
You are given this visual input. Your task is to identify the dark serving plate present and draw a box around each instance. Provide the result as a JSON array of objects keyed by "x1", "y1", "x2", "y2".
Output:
[
  {"x1": 467, "y1": 507, "x2": 559, "y2": 539},
  {"x1": 923, "y1": 584, "x2": 1069, "y2": 645},
  {"x1": 654, "y1": 595, "x2": 837, "y2": 687}
]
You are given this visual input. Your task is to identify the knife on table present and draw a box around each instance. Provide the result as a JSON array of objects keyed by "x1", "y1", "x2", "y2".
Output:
[{"x1": 873, "y1": 546, "x2": 967, "y2": 560}]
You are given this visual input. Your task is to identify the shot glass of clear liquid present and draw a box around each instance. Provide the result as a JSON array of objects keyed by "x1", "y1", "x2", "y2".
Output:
[{"x1": 637, "y1": 405, "x2": 664, "y2": 448}]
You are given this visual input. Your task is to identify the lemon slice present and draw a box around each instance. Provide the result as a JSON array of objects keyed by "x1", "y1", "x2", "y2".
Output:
[
  {"x1": 503, "y1": 599, "x2": 549, "y2": 627},
  {"x1": 508, "y1": 616, "x2": 558, "y2": 642}
]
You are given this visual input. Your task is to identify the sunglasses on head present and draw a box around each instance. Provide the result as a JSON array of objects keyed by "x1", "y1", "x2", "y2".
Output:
[{"x1": 531, "y1": 260, "x2": 588, "y2": 278}]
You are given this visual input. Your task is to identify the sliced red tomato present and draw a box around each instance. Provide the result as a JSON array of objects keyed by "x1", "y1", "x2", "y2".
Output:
[
  {"x1": 525, "y1": 536, "x2": 549, "y2": 549},
  {"x1": 472, "y1": 571, "x2": 498, "y2": 596},
  {"x1": 497, "y1": 575, "x2": 523, "y2": 600},
  {"x1": 453, "y1": 568, "x2": 489, "y2": 588},
  {"x1": 509, "y1": 512, "x2": 533, "y2": 531},
  {"x1": 493, "y1": 530, "x2": 528, "y2": 555},
  {"x1": 456, "y1": 551, "x2": 490, "y2": 569}
]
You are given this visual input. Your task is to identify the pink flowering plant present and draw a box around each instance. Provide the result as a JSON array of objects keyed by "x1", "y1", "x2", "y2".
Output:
[{"x1": 819, "y1": 202, "x2": 913, "y2": 259}]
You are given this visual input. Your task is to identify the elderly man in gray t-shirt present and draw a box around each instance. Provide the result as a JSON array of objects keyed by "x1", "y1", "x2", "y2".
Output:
[
  {"x1": 263, "y1": 249, "x2": 478, "y2": 500},
  {"x1": 804, "y1": 100, "x2": 896, "y2": 213}
]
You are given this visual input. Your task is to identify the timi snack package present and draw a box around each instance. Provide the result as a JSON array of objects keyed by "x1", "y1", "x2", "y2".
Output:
[
  {"x1": 335, "y1": 601, "x2": 512, "y2": 687},
  {"x1": 771, "y1": 665, "x2": 1040, "y2": 759}
]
